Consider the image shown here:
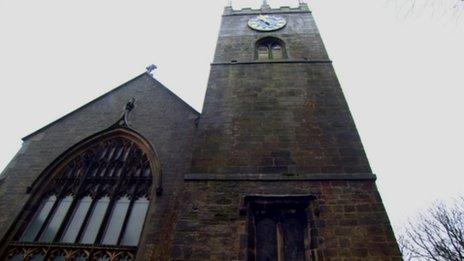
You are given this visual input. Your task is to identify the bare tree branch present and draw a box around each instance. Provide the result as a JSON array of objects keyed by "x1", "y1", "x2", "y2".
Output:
[
  {"x1": 389, "y1": 0, "x2": 464, "y2": 24},
  {"x1": 398, "y1": 197, "x2": 464, "y2": 261}
]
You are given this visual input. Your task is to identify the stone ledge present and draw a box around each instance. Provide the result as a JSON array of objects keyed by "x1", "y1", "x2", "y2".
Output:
[
  {"x1": 185, "y1": 173, "x2": 377, "y2": 181},
  {"x1": 211, "y1": 60, "x2": 332, "y2": 66}
]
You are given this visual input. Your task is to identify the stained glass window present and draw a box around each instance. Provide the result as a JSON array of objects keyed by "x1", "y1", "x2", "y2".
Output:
[{"x1": 4, "y1": 132, "x2": 156, "y2": 260}]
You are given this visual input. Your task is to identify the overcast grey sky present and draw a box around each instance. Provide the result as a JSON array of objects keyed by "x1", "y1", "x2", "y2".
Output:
[{"x1": 1, "y1": 0, "x2": 463, "y2": 235}]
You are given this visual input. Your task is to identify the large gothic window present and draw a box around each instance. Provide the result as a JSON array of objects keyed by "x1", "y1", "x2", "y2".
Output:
[
  {"x1": 256, "y1": 37, "x2": 286, "y2": 60},
  {"x1": 3, "y1": 130, "x2": 158, "y2": 261}
]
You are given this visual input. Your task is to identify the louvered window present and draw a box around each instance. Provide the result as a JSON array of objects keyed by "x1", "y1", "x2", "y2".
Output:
[{"x1": 255, "y1": 37, "x2": 286, "y2": 60}]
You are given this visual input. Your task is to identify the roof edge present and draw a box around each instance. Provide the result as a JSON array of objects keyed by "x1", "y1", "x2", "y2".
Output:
[
  {"x1": 22, "y1": 72, "x2": 200, "y2": 141},
  {"x1": 145, "y1": 76, "x2": 200, "y2": 116}
]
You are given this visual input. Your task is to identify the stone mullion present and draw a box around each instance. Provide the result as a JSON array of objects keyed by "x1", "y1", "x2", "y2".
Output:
[
  {"x1": 75, "y1": 142, "x2": 120, "y2": 244},
  {"x1": 51, "y1": 194, "x2": 77, "y2": 244},
  {"x1": 32, "y1": 175, "x2": 73, "y2": 243},
  {"x1": 267, "y1": 43, "x2": 273, "y2": 60},
  {"x1": 117, "y1": 196, "x2": 135, "y2": 245},
  {"x1": 93, "y1": 144, "x2": 136, "y2": 245},
  {"x1": 79, "y1": 141, "x2": 120, "y2": 244},
  {"x1": 116, "y1": 175, "x2": 150, "y2": 245},
  {"x1": 74, "y1": 198, "x2": 97, "y2": 245},
  {"x1": 94, "y1": 197, "x2": 116, "y2": 245},
  {"x1": 6, "y1": 135, "x2": 153, "y2": 258},
  {"x1": 52, "y1": 162, "x2": 95, "y2": 243},
  {"x1": 73, "y1": 152, "x2": 110, "y2": 244},
  {"x1": 32, "y1": 195, "x2": 60, "y2": 242}
]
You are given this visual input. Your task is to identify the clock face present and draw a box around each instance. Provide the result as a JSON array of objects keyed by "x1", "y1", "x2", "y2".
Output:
[{"x1": 248, "y1": 15, "x2": 286, "y2": 32}]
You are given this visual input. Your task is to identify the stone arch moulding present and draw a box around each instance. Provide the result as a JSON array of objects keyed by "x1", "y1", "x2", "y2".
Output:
[
  {"x1": 0, "y1": 121, "x2": 163, "y2": 260},
  {"x1": 27, "y1": 126, "x2": 162, "y2": 197}
]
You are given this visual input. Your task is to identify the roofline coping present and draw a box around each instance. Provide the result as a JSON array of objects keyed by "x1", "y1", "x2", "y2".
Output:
[{"x1": 22, "y1": 72, "x2": 200, "y2": 141}]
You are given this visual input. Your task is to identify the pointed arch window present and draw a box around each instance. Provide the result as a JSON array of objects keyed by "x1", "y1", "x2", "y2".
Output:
[
  {"x1": 2, "y1": 130, "x2": 159, "y2": 261},
  {"x1": 255, "y1": 37, "x2": 287, "y2": 60}
]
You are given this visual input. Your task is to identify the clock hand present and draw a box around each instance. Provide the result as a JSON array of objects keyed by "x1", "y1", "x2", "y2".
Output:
[{"x1": 258, "y1": 15, "x2": 271, "y2": 25}]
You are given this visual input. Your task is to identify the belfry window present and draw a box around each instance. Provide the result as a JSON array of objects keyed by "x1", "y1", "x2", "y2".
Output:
[
  {"x1": 3, "y1": 131, "x2": 158, "y2": 260},
  {"x1": 271, "y1": 44, "x2": 283, "y2": 59},
  {"x1": 256, "y1": 37, "x2": 286, "y2": 60},
  {"x1": 244, "y1": 195, "x2": 318, "y2": 261},
  {"x1": 257, "y1": 45, "x2": 270, "y2": 60}
]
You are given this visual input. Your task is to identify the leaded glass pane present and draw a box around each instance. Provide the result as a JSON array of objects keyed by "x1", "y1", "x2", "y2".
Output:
[
  {"x1": 21, "y1": 195, "x2": 57, "y2": 242},
  {"x1": 9, "y1": 255, "x2": 23, "y2": 261},
  {"x1": 30, "y1": 254, "x2": 45, "y2": 261},
  {"x1": 121, "y1": 197, "x2": 149, "y2": 246},
  {"x1": 80, "y1": 196, "x2": 110, "y2": 244},
  {"x1": 102, "y1": 196, "x2": 130, "y2": 245},
  {"x1": 52, "y1": 255, "x2": 65, "y2": 261},
  {"x1": 39, "y1": 195, "x2": 73, "y2": 242},
  {"x1": 61, "y1": 196, "x2": 92, "y2": 243}
]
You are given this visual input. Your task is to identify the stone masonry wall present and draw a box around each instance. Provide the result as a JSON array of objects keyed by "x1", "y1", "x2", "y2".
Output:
[
  {"x1": 172, "y1": 180, "x2": 402, "y2": 260},
  {"x1": 216, "y1": 8, "x2": 329, "y2": 62},
  {"x1": 190, "y1": 7, "x2": 371, "y2": 174},
  {"x1": 190, "y1": 63, "x2": 371, "y2": 174}
]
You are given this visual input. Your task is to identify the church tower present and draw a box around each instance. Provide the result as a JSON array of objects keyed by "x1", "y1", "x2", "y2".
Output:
[
  {"x1": 174, "y1": 2, "x2": 401, "y2": 260},
  {"x1": 0, "y1": 1, "x2": 401, "y2": 260}
]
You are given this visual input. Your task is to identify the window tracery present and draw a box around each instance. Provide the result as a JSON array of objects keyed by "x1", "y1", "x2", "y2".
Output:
[{"x1": 3, "y1": 131, "x2": 157, "y2": 261}]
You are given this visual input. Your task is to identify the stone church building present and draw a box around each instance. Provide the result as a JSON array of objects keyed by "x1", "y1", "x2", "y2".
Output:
[{"x1": 0, "y1": 2, "x2": 401, "y2": 260}]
